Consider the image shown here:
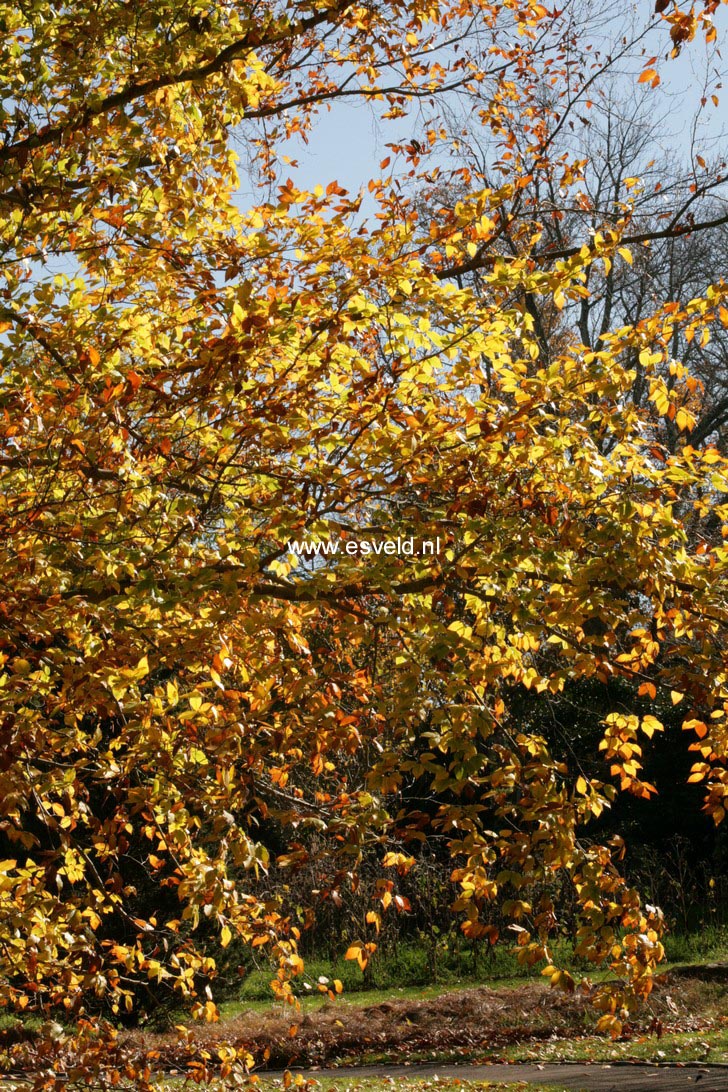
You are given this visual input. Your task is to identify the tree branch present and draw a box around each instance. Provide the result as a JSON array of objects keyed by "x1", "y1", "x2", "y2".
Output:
[
  {"x1": 0, "y1": 0, "x2": 356, "y2": 169},
  {"x1": 436, "y1": 211, "x2": 728, "y2": 281}
]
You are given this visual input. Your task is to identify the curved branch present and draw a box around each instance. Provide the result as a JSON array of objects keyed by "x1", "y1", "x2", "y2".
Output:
[{"x1": 0, "y1": 0, "x2": 356, "y2": 170}]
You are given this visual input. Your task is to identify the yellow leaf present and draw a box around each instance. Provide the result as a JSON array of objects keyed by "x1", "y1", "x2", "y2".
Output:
[
  {"x1": 366, "y1": 910, "x2": 381, "y2": 932},
  {"x1": 596, "y1": 1014, "x2": 623, "y2": 1039},
  {"x1": 641, "y1": 715, "x2": 664, "y2": 738}
]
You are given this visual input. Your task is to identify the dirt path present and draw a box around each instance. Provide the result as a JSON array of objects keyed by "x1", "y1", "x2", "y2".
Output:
[{"x1": 284, "y1": 1060, "x2": 728, "y2": 1091}]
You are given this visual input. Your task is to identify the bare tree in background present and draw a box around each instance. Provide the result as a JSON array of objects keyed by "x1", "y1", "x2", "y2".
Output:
[{"x1": 410, "y1": 1, "x2": 728, "y2": 452}]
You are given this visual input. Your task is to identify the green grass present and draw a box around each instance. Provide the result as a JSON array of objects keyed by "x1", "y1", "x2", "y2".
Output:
[
  {"x1": 218, "y1": 974, "x2": 573, "y2": 1023},
  {"x1": 233, "y1": 925, "x2": 728, "y2": 1011},
  {"x1": 219, "y1": 983, "x2": 472, "y2": 1020},
  {"x1": 501, "y1": 1023, "x2": 728, "y2": 1066},
  {"x1": 662, "y1": 923, "x2": 728, "y2": 966},
  {"x1": 250, "y1": 1078, "x2": 579, "y2": 1092},
  {"x1": 233, "y1": 939, "x2": 587, "y2": 1008}
]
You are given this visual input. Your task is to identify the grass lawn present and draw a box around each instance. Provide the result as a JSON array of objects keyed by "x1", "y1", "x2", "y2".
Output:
[
  {"x1": 217, "y1": 984, "x2": 517, "y2": 1020},
  {"x1": 263, "y1": 1079, "x2": 578, "y2": 1092},
  {"x1": 223, "y1": 1078, "x2": 577, "y2": 1092},
  {"x1": 501, "y1": 1018, "x2": 728, "y2": 1066}
]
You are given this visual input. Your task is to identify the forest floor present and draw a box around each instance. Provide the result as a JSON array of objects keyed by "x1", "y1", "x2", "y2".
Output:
[
  {"x1": 4, "y1": 972, "x2": 728, "y2": 1090},
  {"x1": 123, "y1": 968, "x2": 728, "y2": 1072}
]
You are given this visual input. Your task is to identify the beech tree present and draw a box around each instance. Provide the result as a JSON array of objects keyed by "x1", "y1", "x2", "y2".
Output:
[{"x1": 1, "y1": 0, "x2": 728, "y2": 1083}]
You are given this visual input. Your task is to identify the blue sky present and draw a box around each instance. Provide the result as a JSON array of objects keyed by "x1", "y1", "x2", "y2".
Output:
[
  {"x1": 35, "y1": 6, "x2": 728, "y2": 285},
  {"x1": 231, "y1": 6, "x2": 728, "y2": 212}
]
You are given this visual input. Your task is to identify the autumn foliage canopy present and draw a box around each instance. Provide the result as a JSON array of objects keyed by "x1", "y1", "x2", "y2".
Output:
[{"x1": 1, "y1": 0, "x2": 728, "y2": 1070}]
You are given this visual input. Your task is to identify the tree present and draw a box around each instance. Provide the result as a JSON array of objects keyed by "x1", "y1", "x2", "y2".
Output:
[
  {"x1": 434, "y1": 73, "x2": 728, "y2": 453},
  {"x1": 2, "y1": 0, "x2": 728, "y2": 1082}
]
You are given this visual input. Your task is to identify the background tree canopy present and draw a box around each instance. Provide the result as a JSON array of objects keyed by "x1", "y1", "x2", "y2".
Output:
[{"x1": 1, "y1": 0, "x2": 728, "y2": 1075}]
